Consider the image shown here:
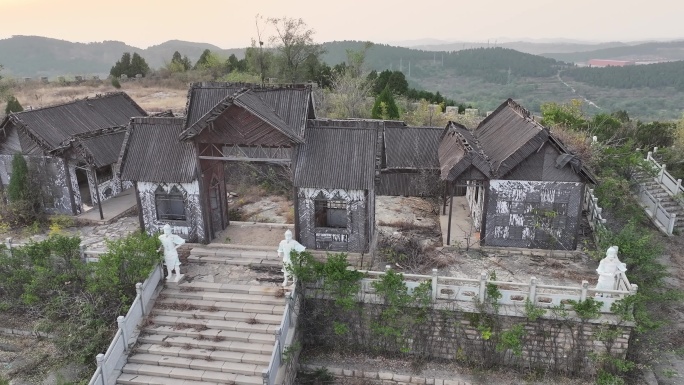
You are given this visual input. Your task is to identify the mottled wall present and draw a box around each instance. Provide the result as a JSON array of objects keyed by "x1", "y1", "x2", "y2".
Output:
[
  {"x1": 0, "y1": 155, "x2": 73, "y2": 214},
  {"x1": 484, "y1": 180, "x2": 583, "y2": 250},
  {"x1": 137, "y1": 181, "x2": 205, "y2": 243},
  {"x1": 297, "y1": 188, "x2": 369, "y2": 253},
  {"x1": 465, "y1": 181, "x2": 485, "y2": 231}
]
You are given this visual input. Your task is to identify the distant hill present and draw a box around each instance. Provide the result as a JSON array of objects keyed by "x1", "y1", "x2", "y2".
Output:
[
  {"x1": 541, "y1": 41, "x2": 684, "y2": 63},
  {"x1": 0, "y1": 36, "x2": 246, "y2": 77},
  {"x1": 562, "y1": 61, "x2": 684, "y2": 91},
  {"x1": 322, "y1": 41, "x2": 566, "y2": 82},
  {"x1": 410, "y1": 41, "x2": 630, "y2": 55}
]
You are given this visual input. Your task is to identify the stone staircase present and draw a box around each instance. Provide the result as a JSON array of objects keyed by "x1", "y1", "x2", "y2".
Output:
[
  {"x1": 116, "y1": 245, "x2": 289, "y2": 385},
  {"x1": 637, "y1": 175, "x2": 684, "y2": 232}
]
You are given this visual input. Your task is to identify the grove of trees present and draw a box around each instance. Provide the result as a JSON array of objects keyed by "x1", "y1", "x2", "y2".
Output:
[{"x1": 110, "y1": 52, "x2": 151, "y2": 78}]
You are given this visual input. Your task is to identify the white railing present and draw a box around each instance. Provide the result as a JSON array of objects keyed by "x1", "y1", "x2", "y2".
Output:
[
  {"x1": 4, "y1": 237, "x2": 107, "y2": 263},
  {"x1": 636, "y1": 184, "x2": 677, "y2": 235},
  {"x1": 583, "y1": 187, "x2": 608, "y2": 244},
  {"x1": 262, "y1": 285, "x2": 298, "y2": 385},
  {"x1": 87, "y1": 263, "x2": 163, "y2": 385},
  {"x1": 354, "y1": 267, "x2": 637, "y2": 315},
  {"x1": 646, "y1": 149, "x2": 684, "y2": 198}
]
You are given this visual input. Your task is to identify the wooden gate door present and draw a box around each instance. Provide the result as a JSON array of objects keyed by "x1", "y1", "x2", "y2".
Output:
[{"x1": 209, "y1": 177, "x2": 223, "y2": 238}]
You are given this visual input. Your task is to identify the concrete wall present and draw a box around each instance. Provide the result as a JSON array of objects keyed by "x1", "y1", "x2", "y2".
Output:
[
  {"x1": 484, "y1": 180, "x2": 584, "y2": 250},
  {"x1": 297, "y1": 188, "x2": 369, "y2": 253},
  {"x1": 137, "y1": 181, "x2": 205, "y2": 243},
  {"x1": 0, "y1": 155, "x2": 74, "y2": 214}
]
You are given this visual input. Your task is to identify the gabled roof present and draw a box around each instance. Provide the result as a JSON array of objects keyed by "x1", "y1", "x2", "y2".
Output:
[
  {"x1": 475, "y1": 99, "x2": 548, "y2": 177},
  {"x1": 294, "y1": 119, "x2": 380, "y2": 190},
  {"x1": 119, "y1": 117, "x2": 197, "y2": 183},
  {"x1": 179, "y1": 88, "x2": 303, "y2": 143},
  {"x1": 438, "y1": 122, "x2": 491, "y2": 181},
  {"x1": 439, "y1": 99, "x2": 594, "y2": 183},
  {"x1": 53, "y1": 127, "x2": 128, "y2": 168},
  {"x1": 0, "y1": 92, "x2": 146, "y2": 153},
  {"x1": 383, "y1": 126, "x2": 442, "y2": 169},
  {"x1": 183, "y1": 82, "x2": 312, "y2": 137}
]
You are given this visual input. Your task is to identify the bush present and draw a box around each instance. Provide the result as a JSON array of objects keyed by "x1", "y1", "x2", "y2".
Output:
[{"x1": 111, "y1": 77, "x2": 121, "y2": 89}]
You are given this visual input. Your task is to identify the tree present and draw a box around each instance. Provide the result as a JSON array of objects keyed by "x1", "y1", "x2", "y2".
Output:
[
  {"x1": 167, "y1": 51, "x2": 192, "y2": 72},
  {"x1": 318, "y1": 44, "x2": 374, "y2": 118},
  {"x1": 193, "y1": 49, "x2": 229, "y2": 78},
  {"x1": 130, "y1": 53, "x2": 150, "y2": 77},
  {"x1": 110, "y1": 52, "x2": 150, "y2": 78},
  {"x1": 268, "y1": 17, "x2": 325, "y2": 83},
  {"x1": 372, "y1": 87, "x2": 400, "y2": 119},
  {"x1": 110, "y1": 52, "x2": 132, "y2": 78},
  {"x1": 5, "y1": 96, "x2": 23, "y2": 114},
  {"x1": 7, "y1": 154, "x2": 29, "y2": 202},
  {"x1": 246, "y1": 39, "x2": 274, "y2": 84}
]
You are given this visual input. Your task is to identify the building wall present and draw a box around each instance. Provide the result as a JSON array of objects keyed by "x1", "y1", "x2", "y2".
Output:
[
  {"x1": 297, "y1": 188, "x2": 368, "y2": 253},
  {"x1": 137, "y1": 181, "x2": 205, "y2": 243},
  {"x1": 0, "y1": 155, "x2": 74, "y2": 214},
  {"x1": 465, "y1": 181, "x2": 485, "y2": 231},
  {"x1": 378, "y1": 170, "x2": 441, "y2": 197},
  {"x1": 484, "y1": 180, "x2": 584, "y2": 250}
]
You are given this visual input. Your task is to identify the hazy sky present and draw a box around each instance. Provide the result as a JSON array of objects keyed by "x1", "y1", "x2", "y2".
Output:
[{"x1": 1, "y1": 0, "x2": 682, "y2": 48}]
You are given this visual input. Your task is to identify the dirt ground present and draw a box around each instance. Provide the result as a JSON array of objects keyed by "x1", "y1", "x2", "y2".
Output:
[
  {"x1": 374, "y1": 196, "x2": 598, "y2": 287},
  {"x1": 214, "y1": 222, "x2": 293, "y2": 247}
]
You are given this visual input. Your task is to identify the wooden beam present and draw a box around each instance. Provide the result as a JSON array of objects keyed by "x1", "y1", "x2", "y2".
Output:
[
  {"x1": 198, "y1": 156, "x2": 291, "y2": 164},
  {"x1": 447, "y1": 183, "x2": 453, "y2": 246}
]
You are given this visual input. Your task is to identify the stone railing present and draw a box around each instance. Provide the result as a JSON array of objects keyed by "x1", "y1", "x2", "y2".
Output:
[
  {"x1": 262, "y1": 285, "x2": 301, "y2": 385},
  {"x1": 355, "y1": 267, "x2": 637, "y2": 315},
  {"x1": 583, "y1": 186, "x2": 608, "y2": 244},
  {"x1": 87, "y1": 263, "x2": 163, "y2": 385},
  {"x1": 637, "y1": 149, "x2": 680, "y2": 235},
  {"x1": 646, "y1": 148, "x2": 684, "y2": 198},
  {"x1": 4, "y1": 237, "x2": 107, "y2": 263}
]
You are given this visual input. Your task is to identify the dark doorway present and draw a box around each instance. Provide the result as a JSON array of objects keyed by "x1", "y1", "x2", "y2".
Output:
[
  {"x1": 209, "y1": 177, "x2": 224, "y2": 238},
  {"x1": 75, "y1": 167, "x2": 92, "y2": 209}
]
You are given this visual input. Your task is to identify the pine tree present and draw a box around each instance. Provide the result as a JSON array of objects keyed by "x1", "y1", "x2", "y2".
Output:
[
  {"x1": 5, "y1": 96, "x2": 23, "y2": 114},
  {"x1": 8, "y1": 153, "x2": 29, "y2": 202},
  {"x1": 371, "y1": 87, "x2": 400, "y2": 119}
]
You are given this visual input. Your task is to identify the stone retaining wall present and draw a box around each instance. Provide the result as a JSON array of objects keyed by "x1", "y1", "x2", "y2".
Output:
[
  {"x1": 301, "y1": 365, "x2": 471, "y2": 385},
  {"x1": 301, "y1": 299, "x2": 632, "y2": 376}
]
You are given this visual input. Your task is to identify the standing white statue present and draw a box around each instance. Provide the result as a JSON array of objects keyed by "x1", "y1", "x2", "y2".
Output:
[
  {"x1": 277, "y1": 229, "x2": 305, "y2": 287},
  {"x1": 595, "y1": 246, "x2": 627, "y2": 295},
  {"x1": 159, "y1": 224, "x2": 185, "y2": 281}
]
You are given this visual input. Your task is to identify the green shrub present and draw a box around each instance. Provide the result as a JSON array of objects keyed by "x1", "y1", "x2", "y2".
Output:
[{"x1": 111, "y1": 77, "x2": 121, "y2": 89}]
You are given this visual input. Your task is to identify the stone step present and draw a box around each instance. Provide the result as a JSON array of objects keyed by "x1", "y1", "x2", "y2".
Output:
[
  {"x1": 156, "y1": 297, "x2": 285, "y2": 315},
  {"x1": 117, "y1": 373, "x2": 221, "y2": 385},
  {"x1": 174, "y1": 282, "x2": 284, "y2": 295},
  {"x1": 153, "y1": 308, "x2": 284, "y2": 325},
  {"x1": 138, "y1": 334, "x2": 273, "y2": 355},
  {"x1": 134, "y1": 343, "x2": 270, "y2": 365},
  {"x1": 127, "y1": 353, "x2": 267, "y2": 376},
  {"x1": 120, "y1": 363, "x2": 262, "y2": 385},
  {"x1": 187, "y1": 255, "x2": 282, "y2": 266},
  {"x1": 144, "y1": 325, "x2": 276, "y2": 344},
  {"x1": 162, "y1": 289, "x2": 285, "y2": 306},
  {"x1": 149, "y1": 315, "x2": 278, "y2": 334}
]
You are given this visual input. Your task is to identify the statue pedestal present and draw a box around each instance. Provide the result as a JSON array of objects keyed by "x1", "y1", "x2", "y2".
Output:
[{"x1": 166, "y1": 274, "x2": 185, "y2": 284}]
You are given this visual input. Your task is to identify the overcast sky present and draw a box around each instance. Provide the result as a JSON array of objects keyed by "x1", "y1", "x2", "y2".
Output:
[{"x1": 1, "y1": 0, "x2": 682, "y2": 48}]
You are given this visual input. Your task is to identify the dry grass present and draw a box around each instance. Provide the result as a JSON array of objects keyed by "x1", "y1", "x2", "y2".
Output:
[
  {"x1": 158, "y1": 302, "x2": 200, "y2": 311},
  {"x1": 378, "y1": 220, "x2": 431, "y2": 231},
  {"x1": 174, "y1": 322, "x2": 195, "y2": 330},
  {"x1": 212, "y1": 335, "x2": 226, "y2": 343},
  {"x1": 180, "y1": 286, "x2": 202, "y2": 292},
  {"x1": 274, "y1": 288, "x2": 286, "y2": 298},
  {"x1": 246, "y1": 316, "x2": 260, "y2": 325},
  {"x1": 5, "y1": 79, "x2": 188, "y2": 115}
]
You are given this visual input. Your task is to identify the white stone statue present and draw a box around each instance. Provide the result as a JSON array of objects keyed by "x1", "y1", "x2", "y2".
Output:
[
  {"x1": 159, "y1": 224, "x2": 185, "y2": 281},
  {"x1": 595, "y1": 246, "x2": 627, "y2": 295},
  {"x1": 277, "y1": 229, "x2": 305, "y2": 287}
]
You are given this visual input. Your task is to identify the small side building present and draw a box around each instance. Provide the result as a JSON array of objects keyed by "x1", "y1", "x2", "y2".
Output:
[
  {"x1": 439, "y1": 99, "x2": 596, "y2": 250},
  {"x1": 293, "y1": 119, "x2": 381, "y2": 253},
  {"x1": 119, "y1": 117, "x2": 205, "y2": 242},
  {"x1": 0, "y1": 92, "x2": 146, "y2": 214}
]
